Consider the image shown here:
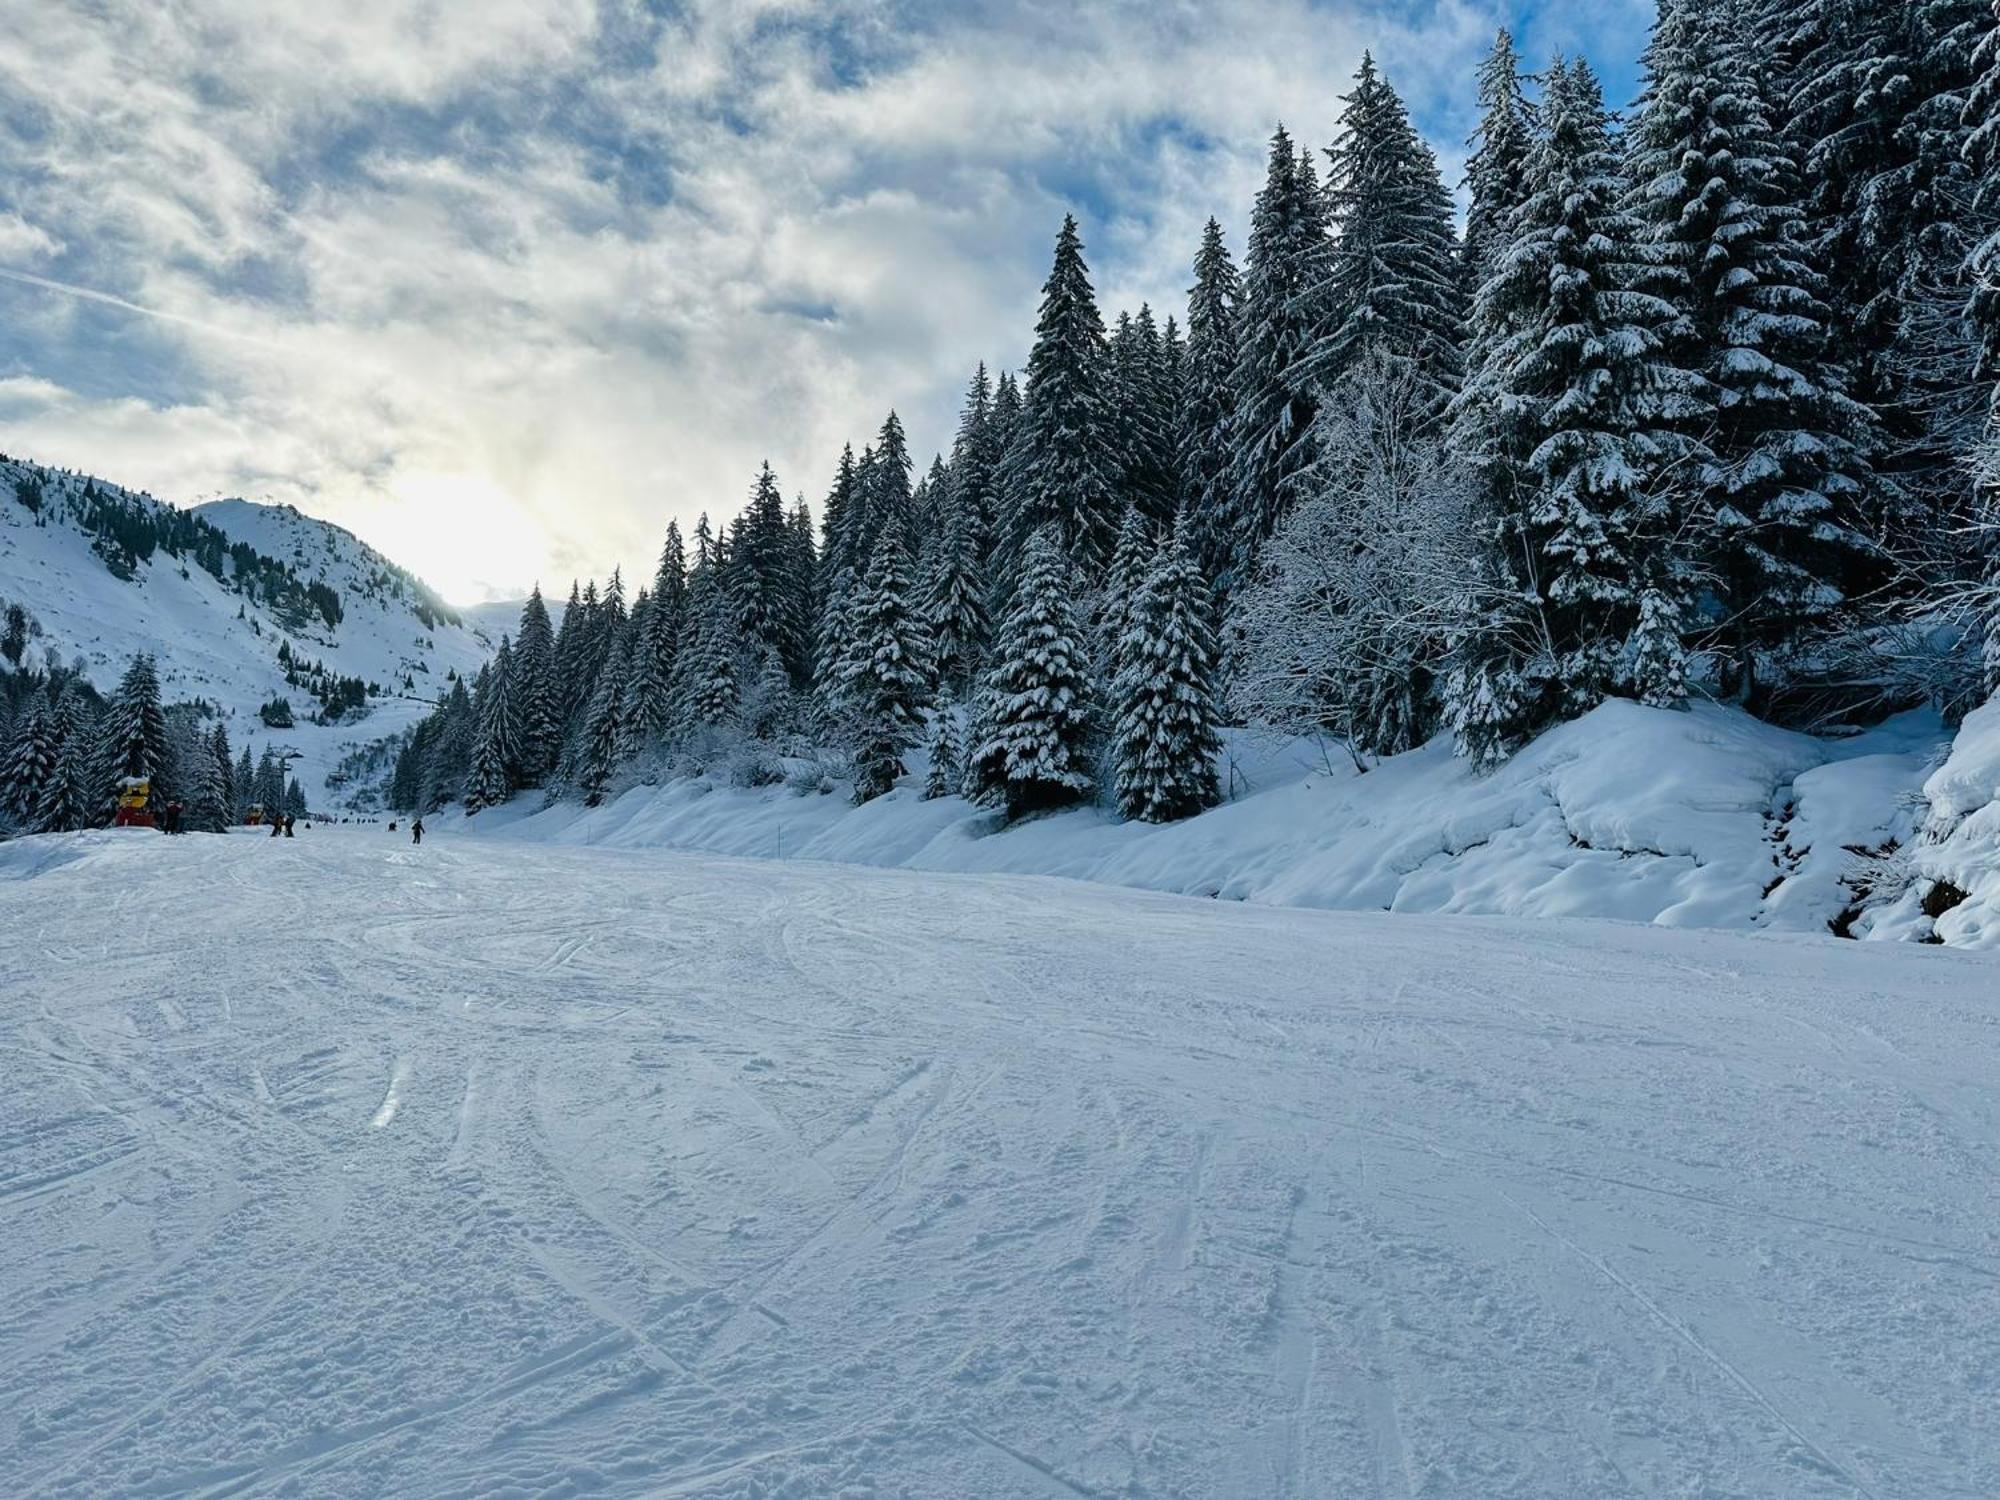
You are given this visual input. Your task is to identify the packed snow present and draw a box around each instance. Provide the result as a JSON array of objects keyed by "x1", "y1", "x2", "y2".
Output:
[{"x1": 2, "y1": 828, "x2": 1995, "y2": 1497}]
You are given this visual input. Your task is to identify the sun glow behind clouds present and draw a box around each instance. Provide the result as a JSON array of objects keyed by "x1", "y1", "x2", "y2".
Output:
[{"x1": 366, "y1": 472, "x2": 549, "y2": 607}]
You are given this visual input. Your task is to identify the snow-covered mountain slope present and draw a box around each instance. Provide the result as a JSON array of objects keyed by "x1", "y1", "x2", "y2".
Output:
[
  {"x1": 0, "y1": 456, "x2": 494, "y2": 806},
  {"x1": 2, "y1": 829, "x2": 1994, "y2": 1496},
  {"x1": 466, "y1": 698, "x2": 1981, "y2": 945}
]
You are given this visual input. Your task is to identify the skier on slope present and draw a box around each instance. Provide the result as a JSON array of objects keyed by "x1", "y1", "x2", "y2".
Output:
[{"x1": 411, "y1": 817, "x2": 424, "y2": 846}]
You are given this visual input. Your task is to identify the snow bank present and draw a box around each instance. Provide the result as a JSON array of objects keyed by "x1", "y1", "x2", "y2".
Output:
[
  {"x1": 1862, "y1": 696, "x2": 2000, "y2": 949},
  {"x1": 467, "y1": 699, "x2": 1964, "y2": 942}
]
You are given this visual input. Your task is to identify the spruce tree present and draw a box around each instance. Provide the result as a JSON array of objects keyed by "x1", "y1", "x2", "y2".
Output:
[
  {"x1": 188, "y1": 733, "x2": 229, "y2": 832},
  {"x1": 96, "y1": 654, "x2": 168, "y2": 813},
  {"x1": 2, "y1": 708, "x2": 58, "y2": 829},
  {"x1": 1112, "y1": 529, "x2": 1223, "y2": 823},
  {"x1": 922, "y1": 709, "x2": 961, "y2": 801},
  {"x1": 465, "y1": 637, "x2": 521, "y2": 812},
  {"x1": 730, "y1": 463, "x2": 807, "y2": 673},
  {"x1": 1468, "y1": 58, "x2": 1698, "y2": 719},
  {"x1": 925, "y1": 492, "x2": 990, "y2": 701},
  {"x1": 573, "y1": 627, "x2": 631, "y2": 807},
  {"x1": 1786, "y1": 0, "x2": 1989, "y2": 520},
  {"x1": 233, "y1": 744, "x2": 255, "y2": 823},
  {"x1": 1180, "y1": 218, "x2": 1242, "y2": 583},
  {"x1": 820, "y1": 444, "x2": 866, "y2": 584},
  {"x1": 513, "y1": 585, "x2": 560, "y2": 782},
  {"x1": 948, "y1": 363, "x2": 1000, "y2": 566},
  {"x1": 1224, "y1": 130, "x2": 1333, "y2": 591},
  {"x1": 35, "y1": 687, "x2": 95, "y2": 834},
  {"x1": 1462, "y1": 29, "x2": 1536, "y2": 286},
  {"x1": 1630, "y1": 586, "x2": 1691, "y2": 708},
  {"x1": 842, "y1": 531, "x2": 931, "y2": 804},
  {"x1": 677, "y1": 564, "x2": 741, "y2": 730},
  {"x1": 619, "y1": 594, "x2": 675, "y2": 755},
  {"x1": 1627, "y1": 0, "x2": 1881, "y2": 700},
  {"x1": 966, "y1": 529, "x2": 1097, "y2": 818},
  {"x1": 1318, "y1": 54, "x2": 1466, "y2": 408},
  {"x1": 1017, "y1": 216, "x2": 1119, "y2": 576}
]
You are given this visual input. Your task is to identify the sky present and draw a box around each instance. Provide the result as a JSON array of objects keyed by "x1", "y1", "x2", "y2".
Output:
[{"x1": 0, "y1": 0, "x2": 1654, "y2": 606}]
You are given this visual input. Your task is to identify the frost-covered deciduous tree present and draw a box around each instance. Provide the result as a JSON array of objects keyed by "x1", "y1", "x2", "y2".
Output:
[{"x1": 1236, "y1": 355, "x2": 1483, "y2": 760}]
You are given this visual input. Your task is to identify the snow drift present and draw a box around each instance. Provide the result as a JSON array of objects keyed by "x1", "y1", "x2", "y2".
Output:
[{"x1": 465, "y1": 697, "x2": 1978, "y2": 944}]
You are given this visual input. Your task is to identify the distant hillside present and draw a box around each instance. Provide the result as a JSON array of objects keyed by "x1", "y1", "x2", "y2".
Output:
[{"x1": 0, "y1": 454, "x2": 495, "y2": 808}]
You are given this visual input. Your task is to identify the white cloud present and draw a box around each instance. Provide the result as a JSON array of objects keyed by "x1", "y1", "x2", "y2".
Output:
[{"x1": 0, "y1": 0, "x2": 1642, "y2": 603}]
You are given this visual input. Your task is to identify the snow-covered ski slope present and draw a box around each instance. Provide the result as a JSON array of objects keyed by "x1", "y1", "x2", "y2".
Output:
[
  {"x1": 3, "y1": 829, "x2": 1995, "y2": 1497},
  {"x1": 0, "y1": 462, "x2": 493, "y2": 805}
]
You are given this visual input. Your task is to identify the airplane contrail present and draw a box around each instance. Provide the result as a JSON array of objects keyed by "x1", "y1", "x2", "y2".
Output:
[{"x1": 0, "y1": 265, "x2": 290, "y2": 351}]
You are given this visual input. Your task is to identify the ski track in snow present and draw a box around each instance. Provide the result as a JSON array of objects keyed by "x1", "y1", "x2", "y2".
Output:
[{"x1": 0, "y1": 830, "x2": 1996, "y2": 1498}]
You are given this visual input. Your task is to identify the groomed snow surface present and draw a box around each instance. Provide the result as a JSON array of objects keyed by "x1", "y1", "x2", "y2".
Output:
[{"x1": 3, "y1": 830, "x2": 1996, "y2": 1497}]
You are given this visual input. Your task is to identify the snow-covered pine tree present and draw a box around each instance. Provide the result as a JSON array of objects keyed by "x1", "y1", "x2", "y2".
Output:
[
  {"x1": 1461, "y1": 29, "x2": 1536, "y2": 287},
  {"x1": 787, "y1": 496, "x2": 819, "y2": 676},
  {"x1": 1971, "y1": 0, "x2": 2000, "y2": 687},
  {"x1": 1016, "y1": 216, "x2": 1119, "y2": 577},
  {"x1": 678, "y1": 562, "x2": 742, "y2": 731},
  {"x1": 550, "y1": 580, "x2": 590, "y2": 728},
  {"x1": 618, "y1": 593, "x2": 674, "y2": 757},
  {"x1": 1969, "y1": 0, "x2": 2000, "y2": 386},
  {"x1": 1, "y1": 707, "x2": 58, "y2": 830},
  {"x1": 464, "y1": 636, "x2": 521, "y2": 813},
  {"x1": 874, "y1": 414, "x2": 917, "y2": 552},
  {"x1": 95, "y1": 653, "x2": 168, "y2": 814},
  {"x1": 729, "y1": 462, "x2": 809, "y2": 676},
  {"x1": 1785, "y1": 0, "x2": 1989, "y2": 528},
  {"x1": 925, "y1": 489, "x2": 990, "y2": 702},
  {"x1": 842, "y1": 530, "x2": 931, "y2": 804},
  {"x1": 1180, "y1": 218, "x2": 1242, "y2": 584},
  {"x1": 922, "y1": 709, "x2": 961, "y2": 800},
  {"x1": 1095, "y1": 503, "x2": 1153, "y2": 679},
  {"x1": 513, "y1": 586, "x2": 561, "y2": 783},
  {"x1": 421, "y1": 680, "x2": 474, "y2": 812},
  {"x1": 1112, "y1": 527, "x2": 1222, "y2": 823},
  {"x1": 572, "y1": 625, "x2": 631, "y2": 807},
  {"x1": 232, "y1": 744, "x2": 254, "y2": 823},
  {"x1": 966, "y1": 528, "x2": 1097, "y2": 818},
  {"x1": 819, "y1": 444, "x2": 865, "y2": 586},
  {"x1": 1317, "y1": 54, "x2": 1465, "y2": 410},
  {"x1": 1223, "y1": 129, "x2": 1334, "y2": 592},
  {"x1": 948, "y1": 364, "x2": 1000, "y2": 568},
  {"x1": 255, "y1": 746, "x2": 284, "y2": 816},
  {"x1": 38, "y1": 692, "x2": 95, "y2": 833},
  {"x1": 810, "y1": 563, "x2": 860, "y2": 726},
  {"x1": 987, "y1": 371, "x2": 1032, "y2": 593},
  {"x1": 210, "y1": 724, "x2": 234, "y2": 824},
  {"x1": 1629, "y1": 585, "x2": 1691, "y2": 708},
  {"x1": 1474, "y1": 57, "x2": 1697, "y2": 719},
  {"x1": 188, "y1": 730, "x2": 229, "y2": 832},
  {"x1": 1627, "y1": 0, "x2": 1882, "y2": 703},
  {"x1": 284, "y1": 777, "x2": 307, "y2": 821}
]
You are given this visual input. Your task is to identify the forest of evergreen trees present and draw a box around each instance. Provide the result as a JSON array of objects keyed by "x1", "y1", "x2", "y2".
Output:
[
  {"x1": 388, "y1": 1, "x2": 2000, "y2": 827},
  {"x1": 8, "y1": 0, "x2": 1999, "y2": 840},
  {"x1": 0, "y1": 652, "x2": 307, "y2": 835}
]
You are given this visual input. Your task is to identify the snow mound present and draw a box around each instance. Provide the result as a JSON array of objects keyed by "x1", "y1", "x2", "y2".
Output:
[
  {"x1": 1865, "y1": 697, "x2": 2000, "y2": 949},
  {"x1": 468, "y1": 699, "x2": 1957, "y2": 941}
]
